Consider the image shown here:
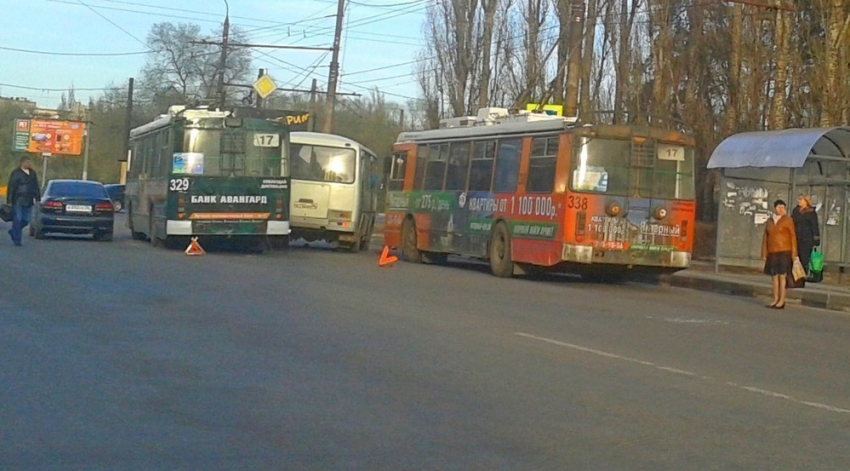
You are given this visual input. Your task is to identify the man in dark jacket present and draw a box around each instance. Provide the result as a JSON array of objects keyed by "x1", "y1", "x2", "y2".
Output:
[{"x1": 7, "y1": 156, "x2": 41, "y2": 246}]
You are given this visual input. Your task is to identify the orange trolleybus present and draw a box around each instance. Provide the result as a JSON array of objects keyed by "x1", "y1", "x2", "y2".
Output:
[{"x1": 383, "y1": 107, "x2": 696, "y2": 279}]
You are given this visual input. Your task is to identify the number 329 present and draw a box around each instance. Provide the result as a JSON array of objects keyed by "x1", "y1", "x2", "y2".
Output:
[{"x1": 169, "y1": 178, "x2": 189, "y2": 192}]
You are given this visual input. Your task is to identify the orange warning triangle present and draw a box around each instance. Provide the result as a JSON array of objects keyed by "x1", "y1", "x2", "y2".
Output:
[
  {"x1": 378, "y1": 245, "x2": 398, "y2": 267},
  {"x1": 185, "y1": 237, "x2": 206, "y2": 256}
]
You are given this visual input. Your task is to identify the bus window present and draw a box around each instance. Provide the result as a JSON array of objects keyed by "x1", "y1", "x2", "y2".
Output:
[
  {"x1": 290, "y1": 144, "x2": 354, "y2": 182},
  {"x1": 493, "y1": 138, "x2": 522, "y2": 193},
  {"x1": 413, "y1": 144, "x2": 427, "y2": 190},
  {"x1": 424, "y1": 144, "x2": 448, "y2": 190},
  {"x1": 445, "y1": 141, "x2": 470, "y2": 191},
  {"x1": 527, "y1": 136, "x2": 558, "y2": 193},
  {"x1": 389, "y1": 152, "x2": 407, "y2": 191},
  {"x1": 469, "y1": 140, "x2": 496, "y2": 191},
  {"x1": 571, "y1": 138, "x2": 630, "y2": 195}
]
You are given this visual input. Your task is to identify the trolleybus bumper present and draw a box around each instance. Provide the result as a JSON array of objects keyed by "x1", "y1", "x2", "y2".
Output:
[
  {"x1": 166, "y1": 220, "x2": 291, "y2": 236},
  {"x1": 562, "y1": 244, "x2": 691, "y2": 268}
]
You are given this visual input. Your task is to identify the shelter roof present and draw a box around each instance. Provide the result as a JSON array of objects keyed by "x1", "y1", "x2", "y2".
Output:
[{"x1": 707, "y1": 127, "x2": 850, "y2": 169}]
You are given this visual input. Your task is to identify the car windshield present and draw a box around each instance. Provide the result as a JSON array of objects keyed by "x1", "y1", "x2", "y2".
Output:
[{"x1": 48, "y1": 182, "x2": 108, "y2": 198}]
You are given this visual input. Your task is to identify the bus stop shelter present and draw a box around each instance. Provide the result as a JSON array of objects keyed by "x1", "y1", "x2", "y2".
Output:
[{"x1": 707, "y1": 127, "x2": 850, "y2": 272}]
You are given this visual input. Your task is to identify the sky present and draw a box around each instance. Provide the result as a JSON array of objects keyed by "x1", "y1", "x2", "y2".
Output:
[{"x1": 0, "y1": 0, "x2": 428, "y2": 109}]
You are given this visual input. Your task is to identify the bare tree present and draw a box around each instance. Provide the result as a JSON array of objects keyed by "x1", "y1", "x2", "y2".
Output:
[{"x1": 140, "y1": 22, "x2": 252, "y2": 108}]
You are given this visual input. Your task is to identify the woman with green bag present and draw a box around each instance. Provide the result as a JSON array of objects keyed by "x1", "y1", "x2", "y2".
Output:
[
  {"x1": 791, "y1": 194, "x2": 820, "y2": 286},
  {"x1": 809, "y1": 246, "x2": 824, "y2": 282}
]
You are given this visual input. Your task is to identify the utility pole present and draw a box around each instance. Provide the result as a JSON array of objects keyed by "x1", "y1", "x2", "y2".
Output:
[
  {"x1": 309, "y1": 78, "x2": 318, "y2": 132},
  {"x1": 256, "y1": 68, "x2": 265, "y2": 109},
  {"x1": 82, "y1": 124, "x2": 91, "y2": 181},
  {"x1": 121, "y1": 77, "x2": 134, "y2": 185},
  {"x1": 398, "y1": 109, "x2": 405, "y2": 131},
  {"x1": 217, "y1": 1, "x2": 230, "y2": 109},
  {"x1": 322, "y1": 0, "x2": 346, "y2": 133},
  {"x1": 564, "y1": 0, "x2": 585, "y2": 118}
]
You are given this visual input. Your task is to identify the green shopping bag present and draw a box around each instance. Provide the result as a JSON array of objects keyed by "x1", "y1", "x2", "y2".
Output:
[{"x1": 810, "y1": 247, "x2": 824, "y2": 273}]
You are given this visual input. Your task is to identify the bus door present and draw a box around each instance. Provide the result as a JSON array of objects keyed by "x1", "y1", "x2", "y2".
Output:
[{"x1": 290, "y1": 144, "x2": 332, "y2": 222}]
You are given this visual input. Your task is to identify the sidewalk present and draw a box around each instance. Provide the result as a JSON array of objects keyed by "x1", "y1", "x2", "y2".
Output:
[{"x1": 668, "y1": 261, "x2": 850, "y2": 313}]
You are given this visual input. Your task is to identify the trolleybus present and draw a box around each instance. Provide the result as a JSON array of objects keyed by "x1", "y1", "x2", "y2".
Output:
[
  {"x1": 126, "y1": 106, "x2": 292, "y2": 248},
  {"x1": 383, "y1": 107, "x2": 696, "y2": 279},
  {"x1": 289, "y1": 132, "x2": 379, "y2": 252}
]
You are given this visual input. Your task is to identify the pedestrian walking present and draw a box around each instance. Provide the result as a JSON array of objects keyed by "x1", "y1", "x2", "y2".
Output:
[
  {"x1": 791, "y1": 194, "x2": 820, "y2": 279},
  {"x1": 762, "y1": 199, "x2": 797, "y2": 309},
  {"x1": 6, "y1": 156, "x2": 41, "y2": 246}
]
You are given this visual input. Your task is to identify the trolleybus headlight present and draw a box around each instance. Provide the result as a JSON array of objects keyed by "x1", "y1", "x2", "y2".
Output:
[
  {"x1": 606, "y1": 202, "x2": 622, "y2": 217},
  {"x1": 654, "y1": 206, "x2": 668, "y2": 220}
]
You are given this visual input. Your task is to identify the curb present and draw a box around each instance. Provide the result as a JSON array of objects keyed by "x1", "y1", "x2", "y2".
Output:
[{"x1": 666, "y1": 273, "x2": 850, "y2": 314}]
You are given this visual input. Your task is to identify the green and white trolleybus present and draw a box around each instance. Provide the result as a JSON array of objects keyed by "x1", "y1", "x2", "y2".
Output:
[{"x1": 126, "y1": 106, "x2": 292, "y2": 247}]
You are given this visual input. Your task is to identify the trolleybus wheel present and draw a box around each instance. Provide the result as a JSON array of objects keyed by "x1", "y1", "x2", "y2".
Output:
[
  {"x1": 149, "y1": 208, "x2": 163, "y2": 248},
  {"x1": 489, "y1": 222, "x2": 514, "y2": 278},
  {"x1": 401, "y1": 217, "x2": 422, "y2": 263},
  {"x1": 128, "y1": 204, "x2": 146, "y2": 241}
]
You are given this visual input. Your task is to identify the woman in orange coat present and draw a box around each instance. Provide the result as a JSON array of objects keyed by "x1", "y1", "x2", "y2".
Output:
[{"x1": 762, "y1": 199, "x2": 798, "y2": 309}]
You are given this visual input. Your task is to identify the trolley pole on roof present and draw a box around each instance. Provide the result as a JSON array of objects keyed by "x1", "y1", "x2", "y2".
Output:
[
  {"x1": 217, "y1": 0, "x2": 231, "y2": 109},
  {"x1": 322, "y1": 0, "x2": 346, "y2": 134}
]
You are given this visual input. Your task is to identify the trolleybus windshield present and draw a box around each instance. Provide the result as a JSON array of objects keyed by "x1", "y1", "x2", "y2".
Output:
[
  {"x1": 180, "y1": 128, "x2": 284, "y2": 177},
  {"x1": 570, "y1": 137, "x2": 695, "y2": 200}
]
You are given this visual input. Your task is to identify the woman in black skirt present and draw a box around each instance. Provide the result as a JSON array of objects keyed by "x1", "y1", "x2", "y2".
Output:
[
  {"x1": 762, "y1": 200, "x2": 798, "y2": 309},
  {"x1": 791, "y1": 194, "x2": 820, "y2": 277}
]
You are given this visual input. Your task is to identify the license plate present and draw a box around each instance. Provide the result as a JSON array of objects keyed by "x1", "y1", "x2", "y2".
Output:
[{"x1": 66, "y1": 205, "x2": 91, "y2": 213}]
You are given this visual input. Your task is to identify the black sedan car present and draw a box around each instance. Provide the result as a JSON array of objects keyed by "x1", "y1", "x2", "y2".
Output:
[
  {"x1": 104, "y1": 184, "x2": 125, "y2": 212},
  {"x1": 30, "y1": 180, "x2": 115, "y2": 241}
]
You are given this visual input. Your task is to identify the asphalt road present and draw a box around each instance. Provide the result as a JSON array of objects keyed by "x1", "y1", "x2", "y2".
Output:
[{"x1": 1, "y1": 215, "x2": 848, "y2": 470}]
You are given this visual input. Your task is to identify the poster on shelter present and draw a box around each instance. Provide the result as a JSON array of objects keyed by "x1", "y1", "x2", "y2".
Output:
[{"x1": 173, "y1": 153, "x2": 204, "y2": 175}]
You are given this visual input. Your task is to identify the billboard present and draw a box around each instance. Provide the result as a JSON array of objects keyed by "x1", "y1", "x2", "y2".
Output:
[
  {"x1": 26, "y1": 120, "x2": 86, "y2": 155},
  {"x1": 13, "y1": 119, "x2": 30, "y2": 152}
]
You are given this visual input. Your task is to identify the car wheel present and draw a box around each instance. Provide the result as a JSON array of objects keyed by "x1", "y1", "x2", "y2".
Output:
[{"x1": 95, "y1": 230, "x2": 114, "y2": 242}]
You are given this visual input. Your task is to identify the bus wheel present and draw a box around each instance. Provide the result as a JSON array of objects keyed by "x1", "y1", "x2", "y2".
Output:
[
  {"x1": 128, "y1": 204, "x2": 146, "y2": 241},
  {"x1": 489, "y1": 222, "x2": 514, "y2": 278},
  {"x1": 401, "y1": 217, "x2": 422, "y2": 263}
]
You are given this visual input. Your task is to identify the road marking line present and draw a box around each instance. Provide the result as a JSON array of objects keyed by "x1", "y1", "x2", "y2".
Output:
[{"x1": 516, "y1": 332, "x2": 850, "y2": 415}]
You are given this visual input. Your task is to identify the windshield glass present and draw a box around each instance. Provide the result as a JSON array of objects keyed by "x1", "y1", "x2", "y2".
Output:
[
  {"x1": 177, "y1": 128, "x2": 284, "y2": 177},
  {"x1": 570, "y1": 137, "x2": 695, "y2": 200},
  {"x1": 48, "y1": 182, "x2": 108, "y2": 198},
  {"x1": 290, "y1": 144, "x2": 356, "y2": 184}
]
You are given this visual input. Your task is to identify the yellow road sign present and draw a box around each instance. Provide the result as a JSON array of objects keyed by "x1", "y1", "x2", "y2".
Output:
[
  {"x1": 253, "y1": 75, "x2": 278, "y2": 99},
  {"x1": 526, "y1": 104, "x2": 563, "y2": 116}
]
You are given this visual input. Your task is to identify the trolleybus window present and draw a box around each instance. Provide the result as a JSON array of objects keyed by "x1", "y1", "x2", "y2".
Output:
[
  {"x1": 527, "y1": 136, "x2": 558, "y2": 193},
  {"x1": 290, "y1": 144, "x2": 354, "y2": 183},
  {"x1": 651, "y1": 147, "x2": 695, "y2": 200},
  {"x1": 424, "y1": 144, "x2": 448, "y2": 190},
  {"x1": 493, "y1": 138, "x2": 522, "y2": 193},
  {"x1": 469, "y1": 140, "x2": 496, "y2": 191},
  {"x1": 413, "y1": 144, "x2": 427, "y2": 190},
  {"x1": 571, "y1": 137, "x2": 630, "y2": 195},
  {"x1": 389, "y1": 152, "x2": 407, "y2": 191},
  {"x1": 445, "y1": 141, "x2": 470, "y2": 191},
  {"x1": 183, "y1": 129, "x2": 284, "y2": 178}
]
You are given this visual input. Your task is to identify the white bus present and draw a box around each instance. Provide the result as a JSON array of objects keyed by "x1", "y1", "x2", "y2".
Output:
[{"x1": 289, "y1": 132, "x2": 379, "y2": 252}]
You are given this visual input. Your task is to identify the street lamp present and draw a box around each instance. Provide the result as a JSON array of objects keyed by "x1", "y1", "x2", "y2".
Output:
[{"x1": 217, "y1": 0, "x2": 230, "y2": 109}]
